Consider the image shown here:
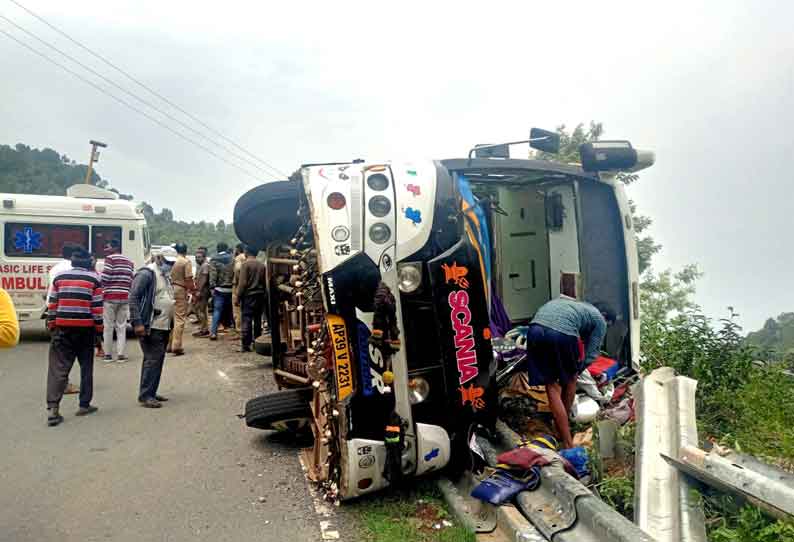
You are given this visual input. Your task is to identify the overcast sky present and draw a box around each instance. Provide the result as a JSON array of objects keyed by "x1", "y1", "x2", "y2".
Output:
[{"x1": 1, "y1": 0, "x2": 793, "y2": 332}]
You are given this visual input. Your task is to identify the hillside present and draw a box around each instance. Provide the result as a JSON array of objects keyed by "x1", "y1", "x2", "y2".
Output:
[
  {"x1": 745, "y1": 312, "x2": 794, "y2": 362},
  {"x1": 0, "y1": 143, "x2": 238, "y2": 252}
]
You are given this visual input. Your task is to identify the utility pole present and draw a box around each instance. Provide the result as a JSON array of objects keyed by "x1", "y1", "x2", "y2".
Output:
[{"x1": 83, "y1": 139, "x2": 108, "y2": 184}]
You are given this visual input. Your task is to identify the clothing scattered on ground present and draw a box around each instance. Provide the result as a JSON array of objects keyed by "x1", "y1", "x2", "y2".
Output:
[
  {"x1": 47, "y1": 267, "x2": 103, "y2": 333},
  {"x1": 100, "y1": 253, "x2": 134, "y2": 302},
  {"x1": 531, "y1": 297, "x2": 607, "y2": 367},
  {"x1": 470, "y1": 468, "x2": 541, "y2": 505},
  {"x1": 559, "y1": 447, "x2": 590, "y2": 478},
  {"x1": 588, "y1": 355, "x2": 620, "y2": 382},
  {"x1": 0, "y1": 288, "x2": 20, "y2": 347}
]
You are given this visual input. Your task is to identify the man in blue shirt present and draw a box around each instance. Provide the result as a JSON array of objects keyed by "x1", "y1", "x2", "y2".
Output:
[{"x1": 527, "y1": 297, "x2": 615, "y2": 449}]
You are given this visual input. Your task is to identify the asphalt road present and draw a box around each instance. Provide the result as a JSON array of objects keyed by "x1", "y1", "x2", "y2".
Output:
[{"x1": 0, "y1": 322, "x2": 331, "y2": 542}]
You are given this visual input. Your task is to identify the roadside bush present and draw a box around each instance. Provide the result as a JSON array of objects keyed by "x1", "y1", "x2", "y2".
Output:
[
  {"x1": 708, "y1": 505, "x2": 794, "y2": 542},
  {"x1": 729, "y1": 366, "x2": 794, "y2": 467},
  {"x1": 596, "y1": 476, "x2": 634, "y2": 519},
  {"x1": 636, "y1": 269, "x2": 794, "y2": 541},
  {"x1": 642, "y1": 308, "x2": 753, "y2": 434}
]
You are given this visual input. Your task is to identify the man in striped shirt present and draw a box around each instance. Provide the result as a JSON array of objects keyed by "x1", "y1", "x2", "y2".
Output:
[
  {"x1": 100, "y1": 239, "x2": 134, "y2": 362},
  {"x1": 45, "y1": 248, "x2": 104, "y2": 427}
]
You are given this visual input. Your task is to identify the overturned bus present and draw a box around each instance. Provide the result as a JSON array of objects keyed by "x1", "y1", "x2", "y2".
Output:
[{"x1": 234, "y1": 134, "x2": 654, "y2": 500}]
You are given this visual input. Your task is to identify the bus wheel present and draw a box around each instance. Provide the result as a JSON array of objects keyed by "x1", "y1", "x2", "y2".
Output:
[{"x1": 244, "y1": 389, "x2": 312, "y2": 432}]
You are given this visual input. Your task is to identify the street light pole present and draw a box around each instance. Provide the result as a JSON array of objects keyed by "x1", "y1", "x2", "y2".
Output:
[{"x1": 83, "y1": 139, "x2": 108, "y2": 184}]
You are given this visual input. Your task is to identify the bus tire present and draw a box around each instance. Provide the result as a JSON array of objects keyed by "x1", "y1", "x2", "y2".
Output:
[
  {"x1": 244, "y1": 389, "x2": 312, "y2": 432},
  {"x1": 254, "y1": 336, "x2": 286, "y2": 357}
]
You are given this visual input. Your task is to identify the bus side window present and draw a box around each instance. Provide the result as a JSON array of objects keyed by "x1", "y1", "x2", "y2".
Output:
[{"x1": 129, "y1": 230, "x2": 135, "y2": 241}]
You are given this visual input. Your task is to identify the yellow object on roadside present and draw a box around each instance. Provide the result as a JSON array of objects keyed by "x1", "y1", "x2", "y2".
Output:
[{"x1": 0, "y1": 288, "x2": 20, "y2": 348}]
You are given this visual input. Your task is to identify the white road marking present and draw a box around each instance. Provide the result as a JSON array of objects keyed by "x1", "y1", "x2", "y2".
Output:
[
  {"x1": 216, "y1": 369, "x2": 230, "y2": 381},
  {"x1": 299, "y1": 455, "x2": 341, "y2": 541}
]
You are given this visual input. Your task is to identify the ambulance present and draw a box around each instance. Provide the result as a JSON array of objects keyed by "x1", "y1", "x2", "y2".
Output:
[{"x1": 0, "y1": 185, "x2": 150, "y2": 323}]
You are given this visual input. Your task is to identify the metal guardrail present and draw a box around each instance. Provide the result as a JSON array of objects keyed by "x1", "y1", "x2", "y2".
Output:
[
  {"x1": 495, "y1": 420, "x2": 654, "y2": 542},
  {"x1": 665, "y1": 445, "x2": 794, "y2": 521},
  {"x1": 634, "y1": 367, "x2": 707, "y2": 542},
  {"x1": 442, "y1": 367, "x2": 794, "y2": 542}
]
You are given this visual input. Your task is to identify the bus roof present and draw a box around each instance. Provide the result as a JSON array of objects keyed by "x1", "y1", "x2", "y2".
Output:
[{"x1": 0, "y1": 192, "x2": 145, "y2": 221}]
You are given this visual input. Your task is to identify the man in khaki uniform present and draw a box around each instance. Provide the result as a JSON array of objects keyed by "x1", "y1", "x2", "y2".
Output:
[
  {"x1": 167, "y1": 243, "x2": 193, "y2": 356},
  {"x1": 192, "y1": 247, "x2": 211, "y2": 337},
  {"x1": 231, "y1": 243, "x2": 245, "y2": 335}
]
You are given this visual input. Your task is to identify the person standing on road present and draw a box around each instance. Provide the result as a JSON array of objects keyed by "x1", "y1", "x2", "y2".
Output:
[
  {"x1": 167, "y1": 242, "x2": 194, "y2": 356},
  {"x1": 231, "y1": 243, "x2": 246, "y2": 335},
  {"x1": 129, "y1": 250, "x2": 175, "y2": 409},
  {"x1": 0, "y1": 288, "x2": 20, "y2": 348},
  {"x1": 100, "y1": 239, "x2": 134, "y2": 363},
  {"x1": 235, "y1": 245, "x2": 267, "y2": 353},
  {"x1": 46, "y1": 243, "x2": 80, "y2": 394},
  {"x1": 45, "y1": 248, "x2": 103, "y2": 427},
  {"x1": 192, "y1": 247, "x2": 211, "y2": 338},
  {"x1": 209, "y1": 242, "x2": 234, "y2": 341}
]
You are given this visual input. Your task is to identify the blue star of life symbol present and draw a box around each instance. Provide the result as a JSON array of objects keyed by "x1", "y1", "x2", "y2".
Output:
[{"x1": 14, "y1": 226, "x2": 42, "y2": 254}]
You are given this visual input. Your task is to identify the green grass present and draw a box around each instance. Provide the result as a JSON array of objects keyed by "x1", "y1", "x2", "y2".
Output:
[{"x1": 350, "y1": 479, "x2": 475, "y2": 542}]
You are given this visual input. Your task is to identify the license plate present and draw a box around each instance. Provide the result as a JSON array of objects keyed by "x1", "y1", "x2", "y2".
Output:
[{"x1": 327, "y1": 314, "x2": 354, "y2": 401}]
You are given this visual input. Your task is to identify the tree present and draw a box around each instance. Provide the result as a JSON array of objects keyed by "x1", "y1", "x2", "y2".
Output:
[{"x1": 533, "y1": 122, "x2": 603, "y2": 163}]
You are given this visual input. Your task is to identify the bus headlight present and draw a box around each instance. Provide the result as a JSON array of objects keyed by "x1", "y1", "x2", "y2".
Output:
[
  {"x1": 369, "y1": 223, "x2": 391, "y2": 244},
  {"x1": 408, "y1": 377, "x2": 430, "y2": 405},
  {"x1": 397, "y1": 263, "x2": 422, "y2": 293}
]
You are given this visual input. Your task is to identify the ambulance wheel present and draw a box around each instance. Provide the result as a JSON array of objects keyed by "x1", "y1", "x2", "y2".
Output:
[{"x1": 244, "y1": 389, "x2": 312, "y2": 431}]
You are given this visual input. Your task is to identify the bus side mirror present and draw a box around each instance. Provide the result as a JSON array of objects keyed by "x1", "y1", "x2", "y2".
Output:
[{"x1": 530, "y1": 128, "x2": 560, "y2": 154}]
